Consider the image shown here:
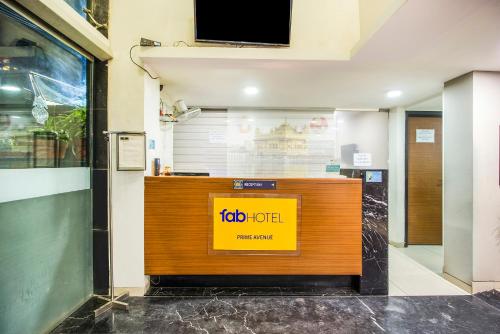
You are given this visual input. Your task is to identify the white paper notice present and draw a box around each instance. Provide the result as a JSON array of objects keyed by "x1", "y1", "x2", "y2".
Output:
[
  {"x1": 117, "y1": 134, "x2": 145, "y2": 170},
  {"x1": 208, "y1": 130, "x2": 227, "y2": 144},
  {"x1": 416, "y1": 129, "x2": 435, "y2": 143},
  {"x1": 353, "y1": 153, "x2": 372, "y2": 167}
]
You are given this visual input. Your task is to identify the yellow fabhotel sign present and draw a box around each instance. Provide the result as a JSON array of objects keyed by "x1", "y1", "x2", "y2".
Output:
[{"x1": 212, "y1": 196, "x2": 298, "y2": 252}]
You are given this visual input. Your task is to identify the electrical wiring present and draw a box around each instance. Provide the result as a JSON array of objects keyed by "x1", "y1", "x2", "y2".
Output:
[
  {"x1": 172, "y1": 40, "x2": 192, "y2": 47},
  {"x1": 129, "y1": 45, "x2": 159, "y2": 80}
]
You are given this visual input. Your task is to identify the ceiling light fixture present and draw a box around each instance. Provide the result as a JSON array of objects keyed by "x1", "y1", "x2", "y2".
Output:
[
  {"x1": 244, "y1": 86, "x2": 259, "y2": 95},
  {"x1": 386, "y1": 90, "x2": 402, "y2": 98},
  {"x1": 0, "y1": 85, "x2": 21, "y2": 92}
]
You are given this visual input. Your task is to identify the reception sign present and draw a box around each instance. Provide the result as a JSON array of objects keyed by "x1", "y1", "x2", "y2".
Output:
[{"x1": 209, "y1": 194, "x2": 300, "y2": 254}]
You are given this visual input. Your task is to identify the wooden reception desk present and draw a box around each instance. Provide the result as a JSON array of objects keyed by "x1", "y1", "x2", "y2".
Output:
[{"x1": 144, "y1": 176, "x2": 362, "y2": 276}]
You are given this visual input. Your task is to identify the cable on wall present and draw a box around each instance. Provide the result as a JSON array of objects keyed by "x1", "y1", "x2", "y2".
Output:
[
  {"x1": 172, "y1": 40, "x2": 192, "y2": 47},
  {"x1": 129, "y1": 44, "x2": 159, "y2": 80}
]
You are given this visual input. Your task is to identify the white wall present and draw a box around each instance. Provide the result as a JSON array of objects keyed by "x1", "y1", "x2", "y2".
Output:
[
  {"x1": 159, "y1": 89, "x2": 174, "y2": 168},
  {"x1": 115, "y1": 0, "x2": 362, "y2": 60},
  {"x1": 108, "y1": 0, "x2": 155, "y2": 290},
  {"x1": 143, "y1": 82, "x2": 175, "y2": 176},
  {"x1": 290, "y1": 0, "x2": 359, "y2": 59},
  {"x1": 158, "y1": 0, "x2": 361, "y2": 60},
  {"x1": 355, "y1": 0, "x2": 406, "y2": 54},
  {"x1": 336, "y1": 110, "x2": 389, "y2": 169},
  {"x1": 471, "y1": 72, "x2": 500, "y2": 290},
  {"x1": 443, "y1": 72, "x2": 500, "y2": 291},
  {"x1": 143, "y1": 75, "x2": 165, "y2": 176},
  {"x1": 443, "y1": 73, "x2": 474, "y2": 284},
  {"x1": 388, "y1": 107, "x2": 406, "y2": 245}
]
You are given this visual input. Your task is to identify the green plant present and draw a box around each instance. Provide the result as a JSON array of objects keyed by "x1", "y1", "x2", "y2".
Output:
[
  {"x1": 60, "y1": 107, "x2": 87, "y2": 160},
  {"x1": 41, "y1": 114, "x2": 69, "y2": 141},
  {"x1": 32, "y1": 107, "x2": 86, "y2": 142},
  {"x1": 61, "y1": 107, "x2": 86, "y2": 141}
]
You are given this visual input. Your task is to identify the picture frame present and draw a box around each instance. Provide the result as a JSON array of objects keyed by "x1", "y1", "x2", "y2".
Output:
[{"x1": 116, "y1": 132, "x2": 146, "y2": 171}]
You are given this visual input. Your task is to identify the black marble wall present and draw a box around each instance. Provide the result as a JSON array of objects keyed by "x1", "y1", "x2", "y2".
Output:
[
  {"x1": 91, "y1": 0, "x2": 109, "y2": 296},
  {"x1": 342, "y1": 169, "x2": 389, "y2": 295}
]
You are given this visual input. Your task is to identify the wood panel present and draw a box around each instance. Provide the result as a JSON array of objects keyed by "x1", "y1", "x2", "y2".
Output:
[
  {"x1": 145, "y1": 177, "x2": 362, "y2": 275},
  {"x1": 407, "y1": 116, "x2": 443, "y2": 245}
]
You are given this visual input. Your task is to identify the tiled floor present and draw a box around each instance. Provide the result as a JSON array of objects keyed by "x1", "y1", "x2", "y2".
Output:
[
  {"x1": 50, "y1": 246, "x2": 497, "y2": 333},
  {"x1": 146, "y1": 286, "x2": 357, "y2": 297},
  {"x1": 388, "y1": 245, "x2": 468, "y2": 296},
  {"x1": 51, "y1": 293, "x2": 500, "y2": 333},
  {"x1": 50, "y1": 245, "x2": 486, "y2": 333}
]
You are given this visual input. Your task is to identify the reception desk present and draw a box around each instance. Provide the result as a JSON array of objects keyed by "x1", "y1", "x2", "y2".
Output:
[{"x1": 144, "y1": 176, "x2": 362, "y2": 276}]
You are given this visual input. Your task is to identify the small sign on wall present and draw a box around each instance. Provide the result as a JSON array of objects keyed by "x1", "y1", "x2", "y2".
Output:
[
  {"x1": 416, "y1": 129, "x2": 435, "y2": 143},
  {"x1": 208, "y1": 130, "x2": 227, "y2": 144},
  {"x1": 325, "y1": 164, "x2": 341, "y2": 173},
  {"x1": 353, "y1": 153, "x2": 372, "y2": 167},
  {"x1": 116, "y1": 133, "x2": 146, "y2": 171}
]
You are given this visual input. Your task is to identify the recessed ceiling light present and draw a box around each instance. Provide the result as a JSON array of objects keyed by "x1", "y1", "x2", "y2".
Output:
[
  {"x1": 244, "y1": 86, "x2": 259, "y2": 95},
  {"x1": 386, "y1": 90, "x2": 402, "y2": 98},
  {"x1": 0, "y1": 85, "x2": 21, "y2": 92}
]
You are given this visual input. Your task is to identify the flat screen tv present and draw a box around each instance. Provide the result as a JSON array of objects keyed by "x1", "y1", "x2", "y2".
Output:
[{"x1": 194, "y1": 0, "x2": 292, "y2": 46}]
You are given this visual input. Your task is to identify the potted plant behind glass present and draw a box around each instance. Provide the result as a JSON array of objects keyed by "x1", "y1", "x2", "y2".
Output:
[
  {"x1": 31, "y1": 114, "x2": 69, "y2": 167},
  {"x1": 30, "y1": 107, "x2": 86, "y2": 166},
  {"x1": 40, "y1": 114, "x2": 70, "y2": 160},
  {"x1": 62, "y1": 107, "x2": 87, "y2": 163}
]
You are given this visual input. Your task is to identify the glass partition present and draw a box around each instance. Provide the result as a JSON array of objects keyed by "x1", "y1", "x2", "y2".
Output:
[
  {"x1": 173, "y1": 109, "x2": 388, "y2": 177},
  {"x1": 0, "y1": 5, "x2": 89, "y2": 168},
  {"x1": 0, "y1": 4, "x2": 93, "y2": 334}
]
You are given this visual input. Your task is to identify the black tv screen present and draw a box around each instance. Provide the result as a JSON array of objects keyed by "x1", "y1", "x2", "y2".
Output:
[{"x1": 194, "y1": 0, "x2": 292, "y2": 46}]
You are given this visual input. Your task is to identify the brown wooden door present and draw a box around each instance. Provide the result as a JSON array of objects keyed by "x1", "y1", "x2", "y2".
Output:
[{"x1": 407, "y1": 115, "x2": 442, "y2": 245}]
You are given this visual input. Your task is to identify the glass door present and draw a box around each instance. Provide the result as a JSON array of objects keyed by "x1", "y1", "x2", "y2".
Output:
[{"x1": 0, "y1": 3, "x2": 93, "y2": 334}]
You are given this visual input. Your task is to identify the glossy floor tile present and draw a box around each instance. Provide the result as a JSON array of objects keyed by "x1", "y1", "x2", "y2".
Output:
[
  {"x1": 146, "y1": 286, "x2": 357, "y2": 297},
  {"x1": 51, "y1": 294, "x2": 500, "y2": 334},
  {"x1": 388, "y1": 245, "x2": 468, "y2": 296},
  {"x1": 476, "y1": 290, "x2": 500, "y2": 311}
]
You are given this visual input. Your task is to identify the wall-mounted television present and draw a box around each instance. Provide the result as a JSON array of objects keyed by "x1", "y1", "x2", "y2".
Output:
[{"x1": 194, "y1": 0, "x2": 292, "y2": 46}]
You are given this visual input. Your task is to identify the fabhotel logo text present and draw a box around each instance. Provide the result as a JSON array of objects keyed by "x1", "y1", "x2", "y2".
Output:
[{"x1": 212, "y1": 197, "x2": 298, "y2": 251}]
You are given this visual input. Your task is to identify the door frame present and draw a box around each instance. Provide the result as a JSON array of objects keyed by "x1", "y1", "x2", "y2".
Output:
[{"x1": 404, "y1": 110, "x2": 442, "y2": 247}]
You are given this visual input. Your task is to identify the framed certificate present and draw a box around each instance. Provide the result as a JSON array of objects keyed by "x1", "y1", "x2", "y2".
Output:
[{"x1": 116, "y1": 132, "x2": 146, "y2": 171}]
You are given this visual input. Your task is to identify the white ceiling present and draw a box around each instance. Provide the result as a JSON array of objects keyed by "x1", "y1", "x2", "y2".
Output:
[{"x1": 145, "y1": 0, "x2": 500, "y2": 109}]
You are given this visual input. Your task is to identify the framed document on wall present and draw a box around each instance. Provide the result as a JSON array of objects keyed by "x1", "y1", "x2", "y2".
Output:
[{"x1": 116, "y1": 132, "x2": 146, "y2": 171}]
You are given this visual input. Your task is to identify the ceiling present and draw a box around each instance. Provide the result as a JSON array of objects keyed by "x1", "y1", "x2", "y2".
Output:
[{"x1": 143, "y1": 0, "x2": 500, "y2": 110}]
